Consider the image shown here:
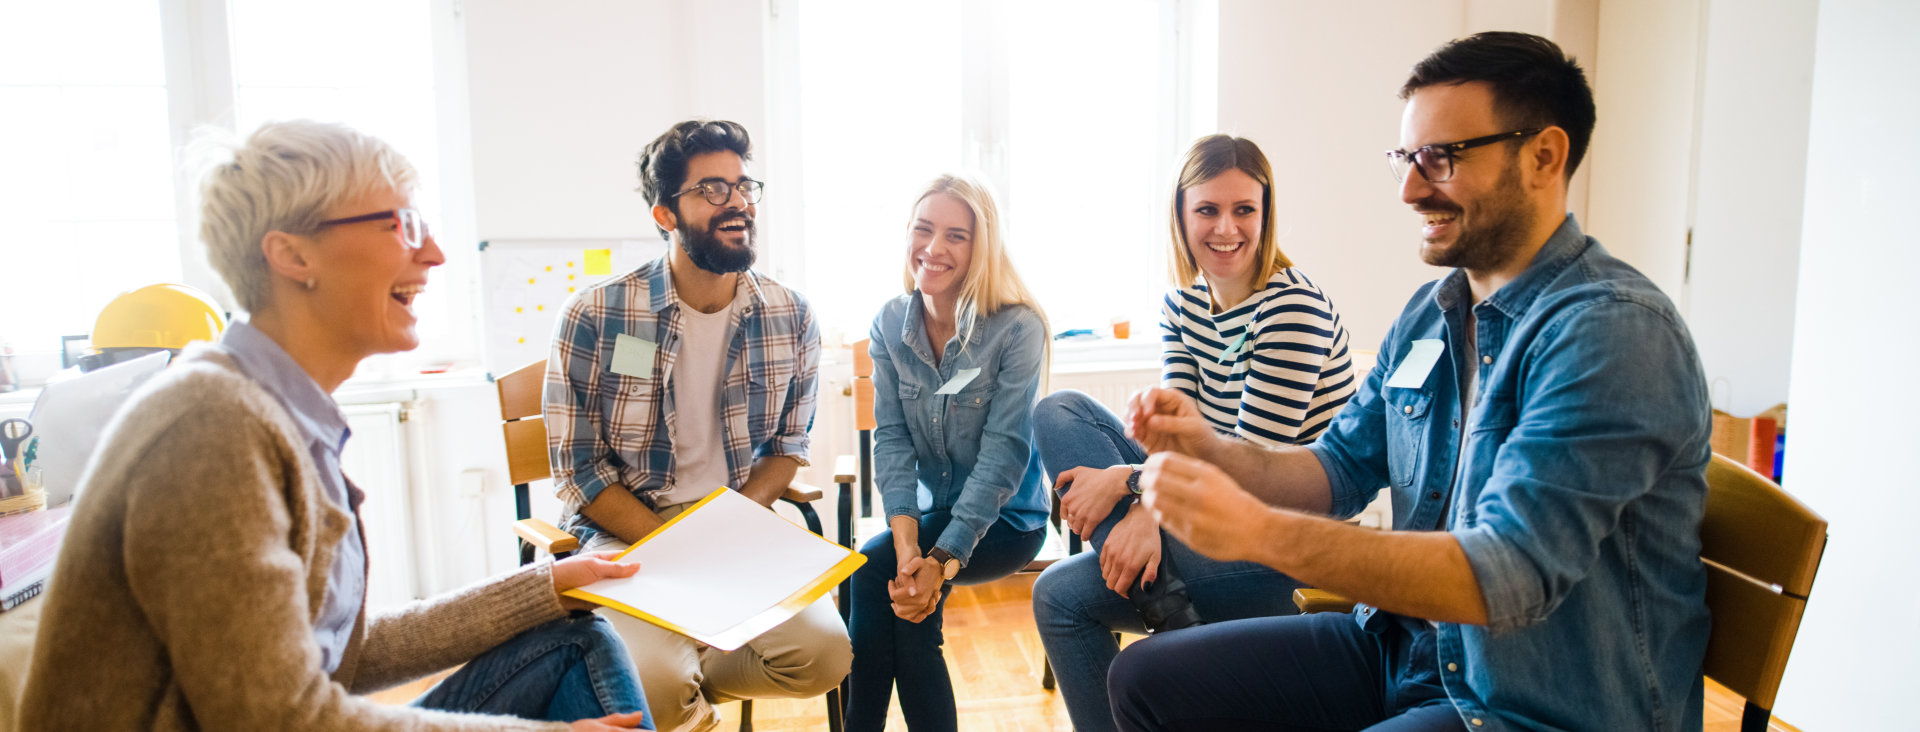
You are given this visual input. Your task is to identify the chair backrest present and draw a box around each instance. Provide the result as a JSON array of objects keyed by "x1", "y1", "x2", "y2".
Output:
[
  {"x1": 1699, "y1": 452, "x2": 1827, "y2": 712},
  {"x1": 497, "y1": 359, "x2": 551, "y2": 487},
  {"x1": 852, "y1": 338, "x2": 876, "y2": 432}
]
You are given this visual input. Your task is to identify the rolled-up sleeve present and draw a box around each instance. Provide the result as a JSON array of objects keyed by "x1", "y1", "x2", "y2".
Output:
[
  {"x1": 758, "y1": 300, "x2": 819, "y2": 464},
  {"x1": 545, "y1": 294, "x2": 622, "y2": 509},
  {"x1": 936, "y1": 309, "x2": 1045, "y2": 565},
  {"x1": 1457, "y1": 298, "x2": 1708, "y2": 632}
]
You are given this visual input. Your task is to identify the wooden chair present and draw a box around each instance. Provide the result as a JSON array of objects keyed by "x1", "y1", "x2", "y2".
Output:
[
  {"x1": 1290, "y1": 453, "x2": 1828, "y2": 732},
  {"x1": 494, "y1": 359, "x2": 843, "y2": 732}
]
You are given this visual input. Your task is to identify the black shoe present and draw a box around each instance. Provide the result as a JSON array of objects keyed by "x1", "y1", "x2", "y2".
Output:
[{"x1": 1130, "y1": 553, "x2": 1204, "y2": 634}]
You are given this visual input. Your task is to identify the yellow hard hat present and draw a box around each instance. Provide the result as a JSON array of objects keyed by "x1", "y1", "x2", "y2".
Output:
[{"x1": 91, "y1": 284, "x2": 228, "y2": 351}]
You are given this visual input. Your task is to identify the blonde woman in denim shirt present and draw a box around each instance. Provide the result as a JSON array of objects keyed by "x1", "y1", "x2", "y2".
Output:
[{"x1": 844, "y1": 175, "x2": 1050, "y2": 731}]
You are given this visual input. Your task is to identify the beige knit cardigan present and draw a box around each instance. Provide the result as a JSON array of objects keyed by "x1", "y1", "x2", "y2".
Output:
[{"x1": 20, "y1": 345, "x2": 576, "y2": 730}]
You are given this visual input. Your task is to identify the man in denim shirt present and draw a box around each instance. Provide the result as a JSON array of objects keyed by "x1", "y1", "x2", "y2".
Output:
[{"x1": 1110, "y1": 33, "x2": 1711, "y2": 732}]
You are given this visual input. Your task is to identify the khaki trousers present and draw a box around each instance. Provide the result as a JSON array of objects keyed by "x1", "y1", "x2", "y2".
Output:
[{"x1": 584, "y1": 503, "x2": 853, "y2": 732}]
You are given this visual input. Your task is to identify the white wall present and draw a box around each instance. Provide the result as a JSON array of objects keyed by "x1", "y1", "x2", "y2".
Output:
[
  {"x1": 1686, "y1": 0, "x2": 1818, "y2": 417},
  {"x1": 1213, "y1": 0, "x2": 1598, "y2": 352},
  {"x1": 1585, "y1": 0, "x2": 1702, "y2": 302},
  {"x1": 462, "y1": 0, "x2": 766, "y2": 241},
  {"x1": 1773, "y1": 0, "x2": 1918, "y2": 726}
]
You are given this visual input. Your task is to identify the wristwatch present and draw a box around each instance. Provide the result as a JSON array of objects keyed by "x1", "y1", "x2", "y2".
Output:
[
  {"x1": 1126, "y1": 464, "x2": 1145, "y2": 495},
  {"x1": 927, "y1": 547, "x2": 961, "y2": 581}
]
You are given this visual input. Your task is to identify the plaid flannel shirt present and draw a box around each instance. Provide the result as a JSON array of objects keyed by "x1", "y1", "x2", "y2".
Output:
[{"x1": 544, "y1": 256, "x2": 819, "y2": 539}]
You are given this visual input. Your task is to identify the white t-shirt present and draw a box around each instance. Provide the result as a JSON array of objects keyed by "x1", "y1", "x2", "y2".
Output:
[{"x1": 656, "y1": 294, "x2": 739, "y2": 507}]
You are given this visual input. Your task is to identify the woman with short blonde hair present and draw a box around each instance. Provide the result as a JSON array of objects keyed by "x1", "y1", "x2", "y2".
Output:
[{"x1": 23, "y1": 120, "x2": 652, "y2": 731}]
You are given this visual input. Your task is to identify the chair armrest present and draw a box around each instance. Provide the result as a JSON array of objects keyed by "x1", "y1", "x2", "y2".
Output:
[
  {"x1": 514, "y1": 518, "x2": 580, "y2": 555},
  {"x1": 833, "y1": 454, "x2": 857, "y2": 485},
  {"x1": 1292, "y1": 588, "x2": 1356, "y2": 615},
  {"x1": 783, "y1": 483, "x2": 825, "y2": 504}
]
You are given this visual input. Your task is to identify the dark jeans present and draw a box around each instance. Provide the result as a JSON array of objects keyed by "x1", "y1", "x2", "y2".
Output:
[
  {"x1": 1108, "y1": 612, "x2": 1461, "y2": 732},
  {"x1": 845, "y1": 510, "x2": 1046, "y2": 731},
  {"x1": 414, "y1": 613, "x2": 652, "y2": 728},
  {"x1": 1031, "y1": 389, "x2": 1306, "y2": 732}
]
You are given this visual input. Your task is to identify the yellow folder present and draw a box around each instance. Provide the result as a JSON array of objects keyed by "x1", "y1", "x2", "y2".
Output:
[{"x1": 562, "y1": 487, "x2": 865, "y2": 651}]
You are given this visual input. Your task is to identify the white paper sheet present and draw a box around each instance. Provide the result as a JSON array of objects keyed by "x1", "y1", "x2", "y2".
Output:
[{"x1": 569, "y1": 488, "x2": 861, "y2": 650}]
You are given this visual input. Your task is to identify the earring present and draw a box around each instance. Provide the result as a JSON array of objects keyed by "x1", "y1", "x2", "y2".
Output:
[{"x1": 305, "y1": 277, "x2": 317, "y2": 291}]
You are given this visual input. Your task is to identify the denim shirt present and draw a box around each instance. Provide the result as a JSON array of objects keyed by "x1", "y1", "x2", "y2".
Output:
[
  {"x1": 869, "y1": 294, "x2": 1049, "y2": 565},
  {"x1": 1307, "y1": 215, "x2": 1712, "y2": 732}
]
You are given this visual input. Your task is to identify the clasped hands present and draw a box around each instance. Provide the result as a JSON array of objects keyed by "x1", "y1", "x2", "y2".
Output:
[{"x1": 888, "y1": 551, "x2": 945, "y2": 623}]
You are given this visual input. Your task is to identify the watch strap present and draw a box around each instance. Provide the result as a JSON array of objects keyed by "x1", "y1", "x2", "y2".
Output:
[
  {"x1": 927, "y1": 547, "x2": 960, "y2": 580},
  {"x1": 1126, "y1": 464, "x2": 1145, "y2": 495}
]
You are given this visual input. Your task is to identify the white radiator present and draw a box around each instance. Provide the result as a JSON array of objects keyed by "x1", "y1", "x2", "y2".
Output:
[{"x1": 339, "y1": 401, "x2": 422, "y2": 609}]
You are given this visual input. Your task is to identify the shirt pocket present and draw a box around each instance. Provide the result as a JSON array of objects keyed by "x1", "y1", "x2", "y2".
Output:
[
  {"x1": 1384, "y1": 387, "x2": 1433, "y2": 488},
  {"x1": 606, "y1": 373, "x2": 659, "y2": 448}
]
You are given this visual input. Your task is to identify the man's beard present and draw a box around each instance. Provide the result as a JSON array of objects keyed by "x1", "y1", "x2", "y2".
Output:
[
  {"x1": 680, "y1": 210, "x2": 757, "y2": 274},
  {"x1": 1419, "y1": 161, "x2": 1535, "y2": 272}
]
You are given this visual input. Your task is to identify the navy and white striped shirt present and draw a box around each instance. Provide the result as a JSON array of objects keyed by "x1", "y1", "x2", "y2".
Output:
[{"x1": 1160, "y1": 268, "x2": 1356, "y2": 446}]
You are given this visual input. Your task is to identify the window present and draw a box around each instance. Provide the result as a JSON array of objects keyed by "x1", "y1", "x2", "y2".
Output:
[
  {"x1": 773, "y1": 0, "x2": 1216, "y2": 348},
  {"x1": 0, "y1": 0, "x2": 472, "y2": 383},
  {"x1": 0, "y1": 1, "x2": 179, "y2": 365}
]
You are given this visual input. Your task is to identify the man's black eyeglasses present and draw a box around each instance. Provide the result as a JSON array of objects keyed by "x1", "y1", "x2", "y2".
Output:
[
  {"x1": 674, "y1": 178, "x2": 765, "y2": 207},
  {"x1": 1386, "y1": 129, "x2": 1543, "y2": 183}
]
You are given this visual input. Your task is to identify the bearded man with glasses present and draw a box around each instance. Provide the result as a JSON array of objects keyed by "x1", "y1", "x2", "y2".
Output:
[
  {"x1": 544, "y1": 119, "x2": 848, "y2": 732},
  {"x1": 1110, "y1": 32, "x2": 1714, "y2": 732}
]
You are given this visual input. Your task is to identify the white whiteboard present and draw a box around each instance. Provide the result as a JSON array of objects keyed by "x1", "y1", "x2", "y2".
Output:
[{"x1": 478, "y1": 238, "x2": 669, "y2": 375}]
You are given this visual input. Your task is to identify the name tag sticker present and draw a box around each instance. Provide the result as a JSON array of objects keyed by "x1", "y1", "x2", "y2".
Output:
[
  {"x1": 1218, "y1": 332, "x2": 1249, "y2": 364},
  {"x1": 1385, "y1": 339, "x2": 1445, "y2": 390},
  {"x1": 611, "y1": 334, "x2": 657, "y2": 378},
  {"x1": 934, "y1": 368, "x2": 982, "y2": 395}
]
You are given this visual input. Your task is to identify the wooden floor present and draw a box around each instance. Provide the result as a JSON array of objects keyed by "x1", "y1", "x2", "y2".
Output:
[{"x1": 374, "y1": 572, "x2": 1797, "y2": 731}]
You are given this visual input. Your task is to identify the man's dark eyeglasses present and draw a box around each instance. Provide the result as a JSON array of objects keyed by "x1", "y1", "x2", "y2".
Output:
[
  {"x1": 1386, "y1": 129, "x2": 1543, "y2": 183},
  {"x1": 674, "y1": 178, "x2": 765, "y2": 207}
]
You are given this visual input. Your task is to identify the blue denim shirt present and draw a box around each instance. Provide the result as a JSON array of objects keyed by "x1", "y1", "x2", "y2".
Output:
[
  {"x1": 869, "y1": 295, "x2": 1049, "y2": 565},
  {"x1": 1307, "y1": 215, "x2": 1712, "y2": 731}
]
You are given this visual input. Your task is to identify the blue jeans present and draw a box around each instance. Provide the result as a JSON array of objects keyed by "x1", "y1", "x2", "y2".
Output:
[
  {"x1": 846, "y1": 510, "x2": 1046, "y2": 731},
  {"x1": 414, "y1": 613, "x2": 652, "y2": 728},
  {"x1": 1031, "y1": 390, "x2": 1305, "y2": 732},
  {"x1": 1108, "y1": 612, "x2": 1460, "y2": 731}
]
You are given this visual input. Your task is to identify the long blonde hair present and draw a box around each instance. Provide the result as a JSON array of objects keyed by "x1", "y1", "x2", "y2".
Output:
[
  {"x1": 1166, "y1": 135, "x2": 1293, "y2": 291},
  {"x1": 901, "y1": 174, "x2": 1050, "y2": 370}
]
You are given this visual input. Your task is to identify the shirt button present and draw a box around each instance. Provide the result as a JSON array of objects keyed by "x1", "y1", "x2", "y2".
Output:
[
  {"x1": 1447, "y1": 662, "x2": 1458, "y2": 672},
  {"x1": 1482, "y1": 355, "x2": 1492, "y2": 364},
  {"x1": 1429, "y1": 491, "x2": 1441, "y2": 499},
  {"x1": 1471, "y1": 719, "x2": 1483, "y2": 727},
  {"x1": 932, "y1": 418, "x2": 938, "y2": 423},
  {"x1": 1403, "y1": 405, "x2": 1413, "y2": 415},
  {"x1": 974, "y1": 398, "x2": 982, "y2": 404}
]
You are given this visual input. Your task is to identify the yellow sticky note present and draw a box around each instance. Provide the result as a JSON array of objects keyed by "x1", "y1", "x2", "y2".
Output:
[
  {"x1": 515, "y1": 307, "x2": 523, "y2": 313},
  {"x1": 545, "y1": 266, "x2": 553, "y2": 272},
  {"x1": 527, "y1": 278, "x2": 536, "y2": 285},
  {"x1": 517, "y1": 337, "x2": 526, "y2": 344},
  {"x1": 568, "y1": 287, "x2": 576, "y2": 293},
  {"x1": 585, "y1": 249, "x2": 613, "y2": 276},
  {"x1": 537, "y1": 305, "x2": 545, "y2": 312},
  {"x1": 568, "y1": 274, "x2": 576, "y2": 281}
]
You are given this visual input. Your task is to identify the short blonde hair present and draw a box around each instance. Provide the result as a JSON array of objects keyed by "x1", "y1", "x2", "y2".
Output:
[
  {"x1": 194, "y1": 120, "x2": 418, "y2": 312},
  {"x1": 1166, "y1": 135, "x2": 1292, "y2": 290},
  {"x1": 900, "y1": 174, "x2": 1049, "y2": 345}
]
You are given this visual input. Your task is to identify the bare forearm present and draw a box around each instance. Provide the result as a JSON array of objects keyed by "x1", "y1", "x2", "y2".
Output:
[
  {"x1": 1191, "y1": 438, "x2": 1333, "y2": 515},
  {"x1": 737, "y1": 455, "x2": 802, "y2": 507},
  {"x1": 1255, "y1": 509, "x2": 1488, "y2": 625},
  {"x1": 580, "y1": 485, "x2": 665, "y2": 545}
]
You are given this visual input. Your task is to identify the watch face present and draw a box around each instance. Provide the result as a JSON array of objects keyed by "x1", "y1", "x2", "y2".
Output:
[{"x1": 1127, "y1": 468, "x2": 1143, "y2": 494}]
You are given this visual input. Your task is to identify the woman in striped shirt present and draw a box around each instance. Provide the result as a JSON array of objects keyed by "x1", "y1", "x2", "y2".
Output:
[{"x1": 1030, "y1": 135, "x2": 1357, "y2": 732}]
